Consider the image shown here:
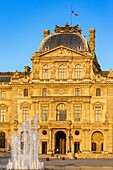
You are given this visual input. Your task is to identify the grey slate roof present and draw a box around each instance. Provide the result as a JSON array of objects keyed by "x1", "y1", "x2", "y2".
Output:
[
  {"x1": 0, "y1": 72, "x2": 30, "y2": 82},
  {"x1": 39, "y1": 33, "x2": 89, "y2": 52}
]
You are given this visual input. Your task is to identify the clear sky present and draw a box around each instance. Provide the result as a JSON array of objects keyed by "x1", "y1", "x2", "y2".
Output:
[{"x1": 0, "y1": 0, "x2": 113, "y2": 72}]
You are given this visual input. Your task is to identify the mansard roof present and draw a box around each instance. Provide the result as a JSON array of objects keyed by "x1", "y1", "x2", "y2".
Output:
[{"x1": 39, "y1": 24, "x2": 90, "y2": 52}]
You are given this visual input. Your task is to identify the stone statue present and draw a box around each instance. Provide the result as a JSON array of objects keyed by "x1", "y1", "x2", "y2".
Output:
[
  {"x1": 34, "y1": 62, "x2": 40, "y2": 79},
  {"x1": 12, "y1": 70, "x2": 20, "y2": 79},
  {"x1": 108, "y1": 69, "x2": 113, "y2": 78},
  {"x1": 51, "y1": 63, "x2": 56, "y2": 79},
  {"x1": 84, "y1": 61, "x2": 91, "y2": 79}
]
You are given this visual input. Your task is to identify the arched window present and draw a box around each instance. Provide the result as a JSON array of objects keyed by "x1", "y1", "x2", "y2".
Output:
[
  {"x1": 74, "y1": 64, "x2": 82, "y2": 79},
  {"x1": 58, "y1": 65, "x2": 66, "y2": 79},
  {"x1": 75, "y1": 88, "x2": 80, "y2": 96},
  {"x1": 42, "y1": 65, "x2": 49, "y2": 79},
  {"x1": 56, "y1": 103, "x2": 67, "y2": 121},
  {"x1": 0, "y1": 132, "x2": 5, "y2": 148},
  {"x1": 0, "y1": 109, "x2": 6, "y2": 122},
  {"x1": 42, "y1": 88, "x2": 47, "y2": 96},
  {"x1": 24, "y1": 89, "x2": 28, "y2": 97},
  {"x1": 96, "y1": 88, "x2": 101, "y2": 96}
]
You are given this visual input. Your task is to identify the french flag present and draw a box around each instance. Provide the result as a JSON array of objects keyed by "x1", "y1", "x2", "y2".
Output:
[{"x1": 72, "y1": 10, "x2": 78, "y2": 16}]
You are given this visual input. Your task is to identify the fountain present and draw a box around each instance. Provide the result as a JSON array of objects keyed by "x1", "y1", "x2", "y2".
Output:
[{"x1": 6, "y1": 114, "x2": 44, "y2": 170}]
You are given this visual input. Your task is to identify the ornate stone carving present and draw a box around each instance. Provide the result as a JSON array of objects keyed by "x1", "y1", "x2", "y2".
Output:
[
  {"x1": 108, "y1": 69, "x2": 113, "y2": 78},
  {"x1": 20, "y1": 76, "x2": 30, "y2": 83},
  {"x1": 54, "y1": 23, "x2": 82, "y2": 33},
  {"x1": 12, "y1": 70, "x2": 20, "y2": 79}
]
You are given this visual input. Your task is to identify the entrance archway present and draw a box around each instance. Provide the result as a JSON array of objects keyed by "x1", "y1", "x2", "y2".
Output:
[
  {"x1": 91, "y1": 131, "x2": 104, "y2": 152},
  {"x1": 55, "y1": 131, "x2": 66, "y2": 154}
]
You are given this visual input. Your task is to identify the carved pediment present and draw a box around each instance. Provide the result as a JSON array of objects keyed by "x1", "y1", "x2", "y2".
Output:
[
  {"x1": 38, "y1": 46, "x2": 85, "y2": 58},
  {"x1": 92, "y1": 101, "x2": 104, "y2": 109}
]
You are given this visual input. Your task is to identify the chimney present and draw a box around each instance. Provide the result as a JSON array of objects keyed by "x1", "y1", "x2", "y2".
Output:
[{"x1": 89, "y1": 28, "x2": 95, "y2": 53}]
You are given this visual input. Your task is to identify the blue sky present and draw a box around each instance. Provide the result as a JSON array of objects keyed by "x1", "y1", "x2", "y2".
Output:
[{"x1": 0, "y1": 0, "x2": 113, "y2": 72}]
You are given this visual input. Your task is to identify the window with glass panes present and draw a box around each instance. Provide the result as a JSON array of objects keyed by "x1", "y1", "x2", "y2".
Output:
[
  {"x1": 42, "y1": 65, "x2": 49, "y2": 79},
  {"x1": 1, "y1": 91, "x2": 6, "y2": 99},
  {"x1": 42, "y1": 106, "x2": 48, "y2": 121},
  {"x1": 74, "y1": 106, "x2": 81, "y2": 121},
  {"x1": 74, "y1": 64, "x2": 82, "y2": 79},
  {"x1": 56, "y1": 103, "x2": 66, "y2": 121},
  {"x1": 95, "y1": 107, "x2": 101, "y2": 121},
  {"x1": 75, "y1": 88, "x2": 80, "y2": 96},
  {"x1": 96, "y1": 88, "x2": 101, "y2": 96},
  {"x1": 24, "y1": 89, "x2": 28, "y2": 97},
  {"x1": 58, "y1": 65, "x2": 66, "y2": 79},
  {"x1": 22, "y1": 107, "x2": 29, "y2": 120},
  {"x1": 0, "y1": 109, "x2": 6, "y2": 122},
  {"x1": 42, "y1": 88, "x2": 47, "y2": 96},
  {"x1": 0, "y1": 132, "x2": 5, "y2": 148}
]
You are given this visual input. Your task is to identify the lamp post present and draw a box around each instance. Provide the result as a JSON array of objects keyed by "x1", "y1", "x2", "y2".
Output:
[{"x1": 69, "y1": 133, "x2": 73, "y2": 152}]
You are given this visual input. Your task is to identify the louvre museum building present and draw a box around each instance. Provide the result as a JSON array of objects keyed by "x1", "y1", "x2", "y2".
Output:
[{"x1": 1, "y1": 23, "x2": 113, "y2": 158}]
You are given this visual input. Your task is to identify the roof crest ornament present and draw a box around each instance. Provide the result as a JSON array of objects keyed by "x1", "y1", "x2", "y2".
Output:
[{"x1": 54, "y1": 23, "x2": 82, "y2": 33}]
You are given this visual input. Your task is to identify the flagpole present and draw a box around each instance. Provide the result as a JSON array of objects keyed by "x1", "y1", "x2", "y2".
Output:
[{"x1": 70, "y1": 6, "x2": 72, "y2": 26}]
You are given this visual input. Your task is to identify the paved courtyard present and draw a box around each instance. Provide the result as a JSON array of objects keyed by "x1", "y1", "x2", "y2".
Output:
[{"x1": 1, "y1": 154, "x2": 113, "y2": 170}]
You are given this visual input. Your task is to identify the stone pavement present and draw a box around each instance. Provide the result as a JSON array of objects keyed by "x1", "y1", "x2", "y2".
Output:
[{"x1": 1, "y1": 153, "x2": 113, "y2": 169}]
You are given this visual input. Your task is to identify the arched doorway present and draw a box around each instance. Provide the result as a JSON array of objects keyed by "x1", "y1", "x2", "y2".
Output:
[
  {"x1": 91, "y1": 131, "x2": 104, "y2": 152},
  {"x1": 55, "y1": 131, "x2": 66, "y2": 154}
]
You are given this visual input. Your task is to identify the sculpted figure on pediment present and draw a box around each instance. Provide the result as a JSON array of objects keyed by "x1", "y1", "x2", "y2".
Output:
[
  {"x1": 108, "y1": 69, "x2": 113, "y2": 78},
  {"x1": 12, "y1": 70, "x2": 20, "y2": 79},
  {"x1": 54, "y1": 48, "x2": 73, "y2": 56},
  {"x1": 21, "y1": 76, "x2": 30, "y2": 83}
]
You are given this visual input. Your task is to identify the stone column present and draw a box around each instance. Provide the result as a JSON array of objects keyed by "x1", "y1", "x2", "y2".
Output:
[
  {"x1": 49, "y1": 129, "x2": 52, "y2": 152},
  {"x1": 66, "y1": 129, "x2": 70, "y2": 152}
]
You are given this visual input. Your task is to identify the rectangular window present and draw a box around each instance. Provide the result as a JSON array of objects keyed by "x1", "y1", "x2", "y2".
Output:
[
  {"x1": 74, "y1": 106, "x2": 81, "y2": 121},
  {"x1": 95, "y1": 107, "x2": 101, "y2": 121},
  {"x1": 0, "y1": 109, "x2": 6, "y2": 122},
  {"x1": 58, "y1": 65, "x2": 66, "y2": 79},
  {"x1": 1, "y1": 91, "x2": 6, "y2": 99},
  {"x1": 56, "y1": 110, "x2": 66, "y2": 121},
  {"x1": 42, "y1": 106, "x2": 48, "y2": 121},
  {"x1": 23, "y1": 107, "x2": 29, "y2": 120},
  {"x1": 75, "y1": 88, "x2": 80, "y2": 96}
]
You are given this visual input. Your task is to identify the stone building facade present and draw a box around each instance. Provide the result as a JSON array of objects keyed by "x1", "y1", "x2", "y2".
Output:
[{"x1": 1, "y1": 24, "x2": 113, "y2": 158}]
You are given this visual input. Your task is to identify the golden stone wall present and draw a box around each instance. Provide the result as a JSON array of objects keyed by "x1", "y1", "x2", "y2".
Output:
[{"x1": 1, "y1": 28, "x2": 113, "y2": 158}]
